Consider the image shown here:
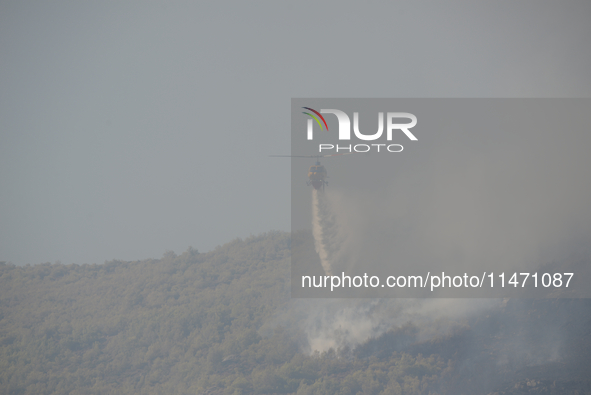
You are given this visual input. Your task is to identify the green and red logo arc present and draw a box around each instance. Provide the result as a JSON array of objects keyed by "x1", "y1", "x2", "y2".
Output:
[{"x1": 302, "y1": 107, "x2": 328, "y2": 131}]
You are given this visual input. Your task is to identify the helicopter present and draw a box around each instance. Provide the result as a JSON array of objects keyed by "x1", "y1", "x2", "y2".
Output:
[{"x1": 269, "y1": 153, "x2": 351, "y2": 191}]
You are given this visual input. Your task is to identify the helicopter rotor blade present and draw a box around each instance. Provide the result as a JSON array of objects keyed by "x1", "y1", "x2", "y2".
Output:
[
  {"x1": 269, "y1": 153, "x2": 354, "y2": 158},
  {"x1": 318, "y1": 152, "x2": 354, "y2": 157}
]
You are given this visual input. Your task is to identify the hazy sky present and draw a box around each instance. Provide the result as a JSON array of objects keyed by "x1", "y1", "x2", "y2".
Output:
[{"x1": 1, "y1": 1, "x2": 590, "y2": 265}]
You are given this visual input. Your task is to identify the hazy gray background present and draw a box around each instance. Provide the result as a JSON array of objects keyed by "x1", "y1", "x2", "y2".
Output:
[{"x1": 1, "y1": 1, "x2": 590, "y2": 265}]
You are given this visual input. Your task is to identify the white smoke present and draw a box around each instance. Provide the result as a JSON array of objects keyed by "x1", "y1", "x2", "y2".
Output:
[
  {"x1": 308, "y1": 188, "x2": 499, "y2": 353},
  {"x1": 311, "y1": 189, "x2": 343, "y2": 276},
  {"x1": 299, "y1": 298, "x2": 498, "y2": 353}
]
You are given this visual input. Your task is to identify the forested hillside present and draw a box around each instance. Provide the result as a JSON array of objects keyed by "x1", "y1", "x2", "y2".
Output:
[{"x1": 0, "y1": 231, "x2": 590, "y2": 395}]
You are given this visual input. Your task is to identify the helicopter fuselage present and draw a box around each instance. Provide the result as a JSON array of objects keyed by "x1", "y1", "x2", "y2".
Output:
[{"x1": 307, "y1": 163, "x2": 327, "y2": 190}]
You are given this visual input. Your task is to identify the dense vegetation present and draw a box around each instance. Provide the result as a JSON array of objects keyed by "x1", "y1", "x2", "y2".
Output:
[{"x1": 0, "y1": 231, "x2": 590, "y2": 395}]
